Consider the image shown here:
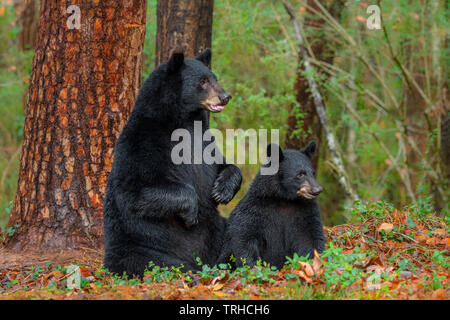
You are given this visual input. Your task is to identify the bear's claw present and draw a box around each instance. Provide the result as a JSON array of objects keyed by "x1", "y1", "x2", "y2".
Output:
[{"x1": 211, "y1": 181, "x2": 235, "y2": 204}]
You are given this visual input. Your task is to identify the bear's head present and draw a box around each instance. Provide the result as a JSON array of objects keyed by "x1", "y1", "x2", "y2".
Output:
[
  {"x1": 166, "y1": 48, "x2": 232, "y2": 113},
  {"x1": 266, "y1": 142, "x2": 323, "y2": 200}
]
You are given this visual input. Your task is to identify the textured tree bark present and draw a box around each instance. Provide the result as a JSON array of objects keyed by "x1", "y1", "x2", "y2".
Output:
[
  {"x1": 441, "y1": 112, "x2": 450, "y2": 179},
  {"x1": 155, "y1": 0, "x2": 213, "y2": 66},
  {"x1": 285, "y1": 0, "x2": 343, "y2": 168},
  {"x1": 283, "y1": 0, "x2": 358, "y2": 202},
  {"x1": 4, "y1": 0, "x2": 147, "y2": 251},
  {"x1": 14, "y1": 0, "x2": 40, "y2": 51}
]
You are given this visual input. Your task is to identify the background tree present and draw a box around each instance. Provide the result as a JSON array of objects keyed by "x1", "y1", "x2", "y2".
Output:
[
  {"x1": 13, "y1": 0, "x2": 39, "y2": 109},
  {"x1": 4, "y1": 0, "x2": 147, "y2": 251},
  {"x1": 442, "y1": 111, "x2": 449, "y2": 179},
  {"x1": 155, "y1": 0, "x2": 214, "y2": 66},
  {"x1": 285, "y1": 0, "x2": 344, "y2": 168},
  {"x1": 13, "y1": 0, "x2": 39, "y2": 51}
]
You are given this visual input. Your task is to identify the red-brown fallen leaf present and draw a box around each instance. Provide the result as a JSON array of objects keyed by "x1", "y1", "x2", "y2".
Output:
[
  {"x1": 377, "y1": 223, "x2": 394, "y2": 233},
  {"x1": 435, "y1": 272, "x2": 449, "y2": 278},
  {"x1": 222, "y1": 279, "x2": 242, "y2": 293},
  {"x1": 362, "y1": 255, "x2": 385, "y2": 269},
  {"x1": 7, "y1": 272, "x2": 18, "y2": 280},
  {"x1": 416, "y1": 235, "x2": 428, "y2": 243},
  {"x1": 393, "y1": 209, "x2": 406, "y2": 224},
  {"x1": 433, "y1": 228, "x2": 447, "y2": 237},
  {"x1": 43, "y1": 270, "x2": 64, "y2": 281},
  {"x1": 417, "y1": 225, "x2": 428, "y2": 233},
  {"x1": 366, "y1": 265, "x2": 383, "y2": 274},
  {"x1": 356, "y1": 15, "x2": 366, "y2": 22},
  {"x1": 210, "y1": 276, "x2": 221, "y2": 286},
  {"x1": 385, "y1": 240, "x2": 396, "y2": 248},
  {"x1": 211, "y1": 283, "x2": 224, "y2": 291},
  {"x1": 412, "y1": 281, "x2": 425, "y2": 290},
  {"x1": 426, "y1": 237, "x2": 438, "y2": 246},
  {"x1": 431, "y1": 289, "x2": 447, "y2": 300},
  {"x1": 312, "y1": 250, "x2": 323, "y2": 276},
  {"x1": 298, "y1": 261, "x2": 315, "y2": 277},
  {"x1": 79, "y1": 267, "x2": 92, "y2": 278},
  {"x1": 248, "y1": 285, "x2": 261, "y2": 298},
  {"x1": 89, "y1": 283, "x2": 98, "y2": 293},
  {"x1": 291, "y1": 269, "x2": 312, "y2": 283},
  {"x1": 212, "y1": 291, "x2": 232, "y2": 298},
  {"x1": 312, "y1": 278, "x2": 325, "y2": 285}
]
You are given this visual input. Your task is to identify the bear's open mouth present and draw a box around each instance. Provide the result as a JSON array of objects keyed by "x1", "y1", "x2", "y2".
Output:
[
  {"x1": 202, "y1": 102, "x2": 225, "y2": 113},
  {"x1": 210, "y1": 105, "x2": 225, "y2": 112}
]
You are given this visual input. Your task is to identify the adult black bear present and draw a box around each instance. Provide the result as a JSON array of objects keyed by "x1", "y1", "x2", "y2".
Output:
[
  {"x1": 219, "y1": 142, "x2": 325, "y2": 269},
  {"x1": 103, "y1": 49, "x2": 242, "y2": 277}
]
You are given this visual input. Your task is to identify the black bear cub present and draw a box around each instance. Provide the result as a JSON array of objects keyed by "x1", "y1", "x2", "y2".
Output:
[{"x1": 220, "y1": 142, "x2": 325, "y2": 269}]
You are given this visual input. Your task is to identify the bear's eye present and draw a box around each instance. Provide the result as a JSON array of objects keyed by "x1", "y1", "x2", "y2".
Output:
[
  {"x1": 297, "y1": 171, "x2": 306, "y2": 178},
  {"x1": 200, "y1": 78, "x2": 209, "y2": 88}
]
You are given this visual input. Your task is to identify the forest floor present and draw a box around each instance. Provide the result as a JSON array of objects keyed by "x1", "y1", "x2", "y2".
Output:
[{"x1": 0, "y1": 203, "x2": 448, "y2": 300}]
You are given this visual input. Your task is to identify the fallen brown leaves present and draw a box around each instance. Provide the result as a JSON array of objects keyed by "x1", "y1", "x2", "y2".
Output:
[{"x1": 0, "y1": 206, "x2": 448, "y2": 300}]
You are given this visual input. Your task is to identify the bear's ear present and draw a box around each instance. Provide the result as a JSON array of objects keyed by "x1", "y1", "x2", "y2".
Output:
[
  {"x1": 266, "y1": 143, "x2": 284, "y2": 163},
  {"x1": 167, "y1": 48, "x2": 185, "y2": 73},
  {"x1": 301, "y1": 141, "x2": 316, "y2": 159},
  {"x1": 195, "y1": 48, "x2": 212, "y2": 68}
]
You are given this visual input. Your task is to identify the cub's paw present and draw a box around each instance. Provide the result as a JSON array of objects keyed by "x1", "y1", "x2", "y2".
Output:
[
  {"x1": 178, "y1": 196, "x2": 199, "y2": 228},
  {"x1": 211, "y1": 180, "x2": 235, "y2": 204},
  {"x1": 182, "y1": 212, "x2": 198, "y2": 229},
  {"x1": 211, "y1": 166, "x2": 242, "y2": 204}
]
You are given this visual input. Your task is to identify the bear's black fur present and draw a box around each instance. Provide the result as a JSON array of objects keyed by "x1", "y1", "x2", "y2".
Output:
[
  {"x1": 103, "y1": 49, "x2": 242, "y2": 277},
  {"x1": 219, "y1": 142, "x2": 325, "y2": 269}
]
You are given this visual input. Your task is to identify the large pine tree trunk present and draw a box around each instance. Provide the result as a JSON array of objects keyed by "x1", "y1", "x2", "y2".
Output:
[
  {"x1": 4, "y1": 0, "x2": 147, "y2": 251},
  {"x1": 285, "y1": 0, "x2": 343, "y2": 168},
  {"x1": 155, "y1": 0, "x2": 213, "y2": 66}
]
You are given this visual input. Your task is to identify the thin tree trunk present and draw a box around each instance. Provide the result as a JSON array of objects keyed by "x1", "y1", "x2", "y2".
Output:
[
  {"x1": 14, "y1": 0, "x2": 40, "y2": 109},
  {"x1": 283, "y1": 0, "x2": 358, "y2": 202},
  {"x1": 14, "y1": 0, "x2": 39, "y2": 51},
  {"x1": 4, "y1": 0, "x2": 147, "y2": 251},
  {"x1": 155, "y1": 0, "x2": 214, "y2": 66},
  {"x1": 285, "y1": 0, "x2": 343, "y2": 169},
  {"x1": 441, "y1": 110, "x2": 449, "y2": 178}
]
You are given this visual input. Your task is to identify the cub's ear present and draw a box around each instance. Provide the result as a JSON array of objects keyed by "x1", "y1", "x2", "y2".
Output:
[
  {"x1": 167, "y1": 48, "x2": 185, "y2": 73},
  {"x1": 301, "y1": 141, "x2": 316, "y2": 159},
  {"x1": 266, "y1": 143, "x2": 284, "y2": 163},
  {"x1": 195, "y1": 48, "x2": 212, "y2": 68}
]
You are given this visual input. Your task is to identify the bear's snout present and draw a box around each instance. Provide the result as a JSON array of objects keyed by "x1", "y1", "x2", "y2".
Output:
[
  {"x1": 297, "y1": 181, "x2": 323, "y2": 199},
  {"x1": 219, "y1": 92, "x2": 232, "y2": 105},
  {"x1": 310, "y1": 186, "x2": 323, "y2": 196}
]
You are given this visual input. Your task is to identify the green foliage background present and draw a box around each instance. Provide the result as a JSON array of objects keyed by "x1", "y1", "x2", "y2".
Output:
[{"x1": 0, "y1": 0, "x2": 448, "y2": 229}]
